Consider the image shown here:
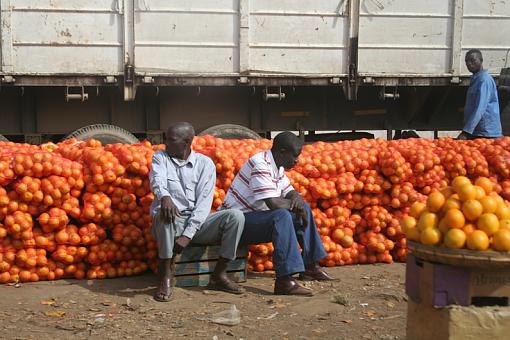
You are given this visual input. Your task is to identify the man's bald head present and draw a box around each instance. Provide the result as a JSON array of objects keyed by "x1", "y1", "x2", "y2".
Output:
[
  {"x1": 165, "y1": 122, "x2": 195, "y2": 159},
  {"x1": 272, "y1": 131, "x2": 303, "y2": 153},
  {"x1": 271, "y1": 131, "x2": 303, "y2": 170},
  {"x1": 466, "y1": 49, "x2": 483, "y2": 62},
  {"x1": 166, "y1": 122, "x2": 195, "y2": 140}
]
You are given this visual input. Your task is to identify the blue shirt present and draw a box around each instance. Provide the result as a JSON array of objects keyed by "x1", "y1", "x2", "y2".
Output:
[
  {"x1": 149, "y1": 150, "x2": 216, "y2": 239},
  {"x1": 463, "y1": 69, "x2": 502, "y2": 137}
]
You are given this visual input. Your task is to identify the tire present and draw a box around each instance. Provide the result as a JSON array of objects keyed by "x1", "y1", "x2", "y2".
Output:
[
  {"x1": 65, "y1": 124, "x2": 139, "y2": 144},
  {"x1": 0, "y1": 134, "x2": 8, "y2": 142},
  {"x1": 199, "y1": 124, "x2": 261, "y2": 140}
]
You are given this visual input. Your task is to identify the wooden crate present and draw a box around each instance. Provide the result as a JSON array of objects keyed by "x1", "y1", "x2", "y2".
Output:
[
  {"x1": 406, "y1": 253, "x2": 510, "y2": 307},
  {"x1": 407, "y1": 300, "x2": 510, "y2": 340},
  {"x1": 174, "y1": 245, "x2": 248, "y2": 288}
]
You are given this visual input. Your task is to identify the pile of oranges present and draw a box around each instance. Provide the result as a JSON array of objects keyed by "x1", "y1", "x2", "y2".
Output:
[
  {"x1": 403, "y1": 176, "x2": 510, "y2": 251},
  {"x1": 242, "y1": 138, "x2": 510, "y2": 271},
  {"x1": 0, "y1": 139, "x2": 164, "y2": 283},
  {"x1": 2, "y1": 135, "x2": 510, "y2": 283}
]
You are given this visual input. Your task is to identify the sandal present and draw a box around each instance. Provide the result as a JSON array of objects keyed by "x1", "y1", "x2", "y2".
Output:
[
  {"x1": 154, "y1": 278, "x2": 173, "y2": 302},
  {"x1": 207, "y1": 276, "x2": 245, "y2": 295}
]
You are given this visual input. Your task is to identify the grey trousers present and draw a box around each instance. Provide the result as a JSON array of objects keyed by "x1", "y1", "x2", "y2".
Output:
[{"x1": 152, "y1": 209, "x2": 245, "y2": 260}]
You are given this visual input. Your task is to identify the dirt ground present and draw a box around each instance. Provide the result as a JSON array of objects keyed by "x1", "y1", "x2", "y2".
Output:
[{"x1": 0, "y1": 264, "x2": 407, "y2": 340}]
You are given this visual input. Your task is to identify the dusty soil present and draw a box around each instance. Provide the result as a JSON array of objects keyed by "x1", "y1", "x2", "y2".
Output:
[{"x1": 0, "y1": 264, "x2": 406, "y2": 340}]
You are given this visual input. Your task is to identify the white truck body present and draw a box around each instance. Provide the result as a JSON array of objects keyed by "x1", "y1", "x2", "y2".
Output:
[{"x1": 2, "y1": 0, "x2": 509, "y2": 96}]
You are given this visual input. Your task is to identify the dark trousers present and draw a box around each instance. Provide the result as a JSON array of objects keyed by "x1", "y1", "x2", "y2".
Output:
[{"x1": 241, "y1": 203, "x2": 327, "y2": 277}]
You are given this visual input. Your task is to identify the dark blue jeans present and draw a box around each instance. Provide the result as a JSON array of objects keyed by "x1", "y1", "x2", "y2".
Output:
[{"x1": 241, "y1": 203, "x2": 327, "y2": 278}]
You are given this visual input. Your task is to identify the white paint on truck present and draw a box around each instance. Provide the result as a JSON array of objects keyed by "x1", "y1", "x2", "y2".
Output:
[{"x1": 0, "y1": 1, "x2": 509, "y2": 83}]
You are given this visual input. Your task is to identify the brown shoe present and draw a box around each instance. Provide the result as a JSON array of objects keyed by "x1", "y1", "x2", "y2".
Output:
[
  {"x1": 274, "y1": 278, "x2": 313, "y2": 296},
  {"x1": 299, "y1": 268, "x2": 337, "y2": 281},
  {"x1": 207, "y1": 276, "x2": 246, "y2": 295}
]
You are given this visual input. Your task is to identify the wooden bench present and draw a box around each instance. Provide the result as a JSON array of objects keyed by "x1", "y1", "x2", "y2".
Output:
[{"x1": 174, "y1": 245, "x2": 248, "y2": 287}]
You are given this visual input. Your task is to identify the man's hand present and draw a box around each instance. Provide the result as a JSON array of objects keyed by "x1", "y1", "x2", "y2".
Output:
[
  {"x1": 161, "y1": 196, "x2": 181, "y2": 224},
  {"x1": 173, "y1": 236, "x2": 191, "y2": 254},
  {"x1": 286, "y1": 192, "x2": 308, "y2": 228},
  {"x1": 289, "y1": 194, "x2": 305, "y2": 213}
]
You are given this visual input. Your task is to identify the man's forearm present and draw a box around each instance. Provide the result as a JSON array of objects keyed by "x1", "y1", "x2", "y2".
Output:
[{"x1": 263, "y1": 197, "x2": 292, "y2": 210}]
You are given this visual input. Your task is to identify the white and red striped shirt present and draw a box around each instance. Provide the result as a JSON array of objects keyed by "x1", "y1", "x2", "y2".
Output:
[{"x1": 222, "y1": 151, "x2": 294, "y2": 212}]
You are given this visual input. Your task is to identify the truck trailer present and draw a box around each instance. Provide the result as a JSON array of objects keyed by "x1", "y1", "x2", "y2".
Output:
[{"x1": 0, "y1": 0, "x2": 509, "y2": 143}]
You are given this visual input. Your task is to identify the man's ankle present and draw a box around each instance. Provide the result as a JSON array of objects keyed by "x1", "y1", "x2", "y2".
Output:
[
  {"x1": 276, "y1": 275, "x2": 292, "y2": 282},
  {"x1": 305, "y1": 263, "x2": 319, "y2": 271}
]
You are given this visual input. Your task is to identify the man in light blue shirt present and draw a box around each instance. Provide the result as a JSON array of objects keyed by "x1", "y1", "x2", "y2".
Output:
[
  {"x1": 150, "y1": 122, "x2": 245, "y2": 301},
  {"x1": 458, "y1": 49, "x2": 502, "y2": 139}
]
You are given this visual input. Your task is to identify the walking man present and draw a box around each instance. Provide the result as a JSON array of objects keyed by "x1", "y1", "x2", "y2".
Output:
[{"x1": 458, "y1": 49, "x2": 502, "y2": 139}]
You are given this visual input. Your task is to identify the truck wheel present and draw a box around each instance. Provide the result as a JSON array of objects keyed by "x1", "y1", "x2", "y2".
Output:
[
  {"x1": 0, "y1": 134, "x2": 8, "y2": 142},
  {"x1": 65, "y1": 124, "x2": 139, "y2": 144},
  {"x1": 199, "y1": 124, "x2": 261, "y2": 140}
]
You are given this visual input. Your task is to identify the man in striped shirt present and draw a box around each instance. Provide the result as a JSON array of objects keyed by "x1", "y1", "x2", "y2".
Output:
[{"x1": 222, "y1": 132, "x2": 334, "y2": 296}]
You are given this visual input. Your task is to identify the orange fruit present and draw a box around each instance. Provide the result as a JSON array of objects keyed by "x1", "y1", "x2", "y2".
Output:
[
  {"x1": 462, "y1": 200, "x2": 483, "y2": 221},
  {"x1": 442, "y1": 209, "x2": 465, "y2": 229},
  {"x1": 474, "y1": 186, "x2": 486, "y2": 200},
  {"x1": 444, "y1": 229, "x2": 467, "y2": 249},
  {"x1": 452, "y1": 176, "x2": 471, "y2": 192},
  {"x1": 475, "y1": 177, "x2": 493, "y2": 194},
  {"x1": 331, "y1": 229, "x2": 345, "y2": 243},
  {"x1": 427, "y1": 192, "x2": 445, "y2": 212},
  {"x1": 19, "y1": 270, "x2": 31, "y2": 282},
  {"x1": 477, "y1": 213, "x2": 499, "y2": 236},
  {"x1": 400, "y1": 216, "x2": 417, "y2": 233},
  {"x1": 440, "y1": 186, "x2": 455, "y2": 199},
  {"x1": 409, "y1": 202, "x2": 426, "y2": 219},
  {"x1": 495, "y1": 202, "x2": 510, "y2": 220},
  {"x1": 462, "y1": 223, "x2": 476, "y2": 235},
  {"x1": 499, "y1": 219, "x2": 510, "y2": 231},
  {"x1": 438, "y1": 217, "x2": 450, "y2": 234},
  {"x1": 479, "y1": 196, "x2": 498, "y2": 214},
  {"x1": 457, "y1": 184, "x2": 477, "y2": 201},
  {"x1": 420, "y1": 228, "x2": 442, "y2": 245},
  {"x1": 443, "y1": 197, "x2": 461, "y2": 211},
  {"x1": 466, "y1": 230, "x2": 489, "y2": 251},
  {"x1": 405, "y1": 226, "x2": 421, "y2": 242},
  {"x1": 55, "y1": 230, "x2": 69, "y2": 244},
  {"x1": 0, "y1": 272, "x2": 10, "y2": 283},
  {"x1": 340, "y1": 235, "x2": 353, "y2": 248},
  {"x1": 418, "y1": 212, "x2": 438, "y2": 231},
  {"x1": 492, "y1": 229, "x2": 510, "y2": 252}
]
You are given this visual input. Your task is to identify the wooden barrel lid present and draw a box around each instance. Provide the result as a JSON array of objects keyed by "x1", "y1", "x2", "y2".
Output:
[{"x1": 407, "y1": 241, "x2": 510, "y2": 268}]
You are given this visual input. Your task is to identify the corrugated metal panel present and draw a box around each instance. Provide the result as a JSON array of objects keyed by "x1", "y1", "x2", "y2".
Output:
[
  {"x1": 1, "y1": 0, "x2": 509, "y2": 81},
  {"x1": 2, "y1": 0, "x2": 123, "y2": 74},
  {"x1": 134, "y1": 0, "x2": 348, "y2": 76},
  {"x1": 358, "y1": 0, "x2": 454, "y2": 75},
  {"x1": 461, "y1": 0, "x2": 510, "y2": 74},
  {"x1": 134, "y1": 0, "x2": 239, "y2": 74},
  {"x1": 249, "y1": 0, "x2": 348, "y2": 75}
]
